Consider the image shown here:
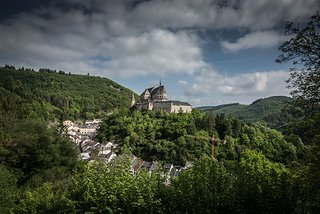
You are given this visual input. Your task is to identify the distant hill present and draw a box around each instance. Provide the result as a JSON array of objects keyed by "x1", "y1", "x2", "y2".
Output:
[
  {"x1": 196, "y1": 103, "x2": 240, "y2": 112},
  {"x1": 0, "y1": 65, "x2": 136, "y2": 121},
  {"x1": 196, "y1": 96, "x2": 292, "y2": 126}
]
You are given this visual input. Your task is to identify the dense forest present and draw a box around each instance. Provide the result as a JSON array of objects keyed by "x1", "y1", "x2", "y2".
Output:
[
  {"x1": 197, "y1": 96, "x2": 293, "y2": 129},
  {"x1": 0, "y1": 65, "x2": 135, "y2": 121},
  {"x1": 1, "y1": 79, "x2": 318, "y2": 213},
  {"x1": 1, "y1": 105, "x2": 318, "y2": 213},
  {"x1": 96, "y1": 109, "x2": 305, "y2": 166},
  {"x1": 1, "y1": 12, "x2": 320, "y2": 213}
]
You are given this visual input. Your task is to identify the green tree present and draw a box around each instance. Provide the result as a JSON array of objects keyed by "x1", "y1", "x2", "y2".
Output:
[
  {"x1": 0, "y1": 164, "x2": 19, "y2": 213},
  {"x1": 276, "y1": 12, "x2": 320, "y2": 103},
  {"x1": 169, "y1": 156, "x2": 235, "y2": 213},
  {"x1": 215, "y1": 113, "x2": 231, "y2": 139},
  {"x1": 15, "y1": 181, "x2": 73, "y2": 213},
  {"x1": 205, "y1": 111, "x2": 215, "y2": 135},
  {"x1": 236, "y1": 150, "x2": 296, "y2": 213},
  {"x1": 276, "y1": 12, "x2": 320, "y2": 212},
  {"x1": 1, "y1": 120, "x2": 78, "y2": 186},
  {"x1": 69, "y1": 159, "x2": 165, "y2": 213}
]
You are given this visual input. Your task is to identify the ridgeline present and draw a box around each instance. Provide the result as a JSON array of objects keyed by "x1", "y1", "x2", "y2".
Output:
[
  {"x1": 196, "y1": 96, "x2": 292, "y2": 128},
  {"x1": 0, "y1": 65, "x2": 136, "y2": 122}
]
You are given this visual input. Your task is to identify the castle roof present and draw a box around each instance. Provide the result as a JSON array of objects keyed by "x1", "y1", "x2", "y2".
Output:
[
  {"x1": 141, "y1": 85, "x2": 166, "y2": 97},
  {"x1": 140, "y1": 85, "x2": 167, "y2": 103},
  {"x1": 153, "y1": 100, "x2": 192, "y2": 106},
  {"x1": 152, "y1": 85, "x2": 166, "y2": 96}
]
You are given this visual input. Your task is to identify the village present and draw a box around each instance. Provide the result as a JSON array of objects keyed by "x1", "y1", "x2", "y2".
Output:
[{"x1": 61, "y1": 118, "x2": 193, "y2": 183}]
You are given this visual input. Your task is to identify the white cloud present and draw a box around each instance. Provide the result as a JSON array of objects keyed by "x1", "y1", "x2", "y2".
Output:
[
  {"x1": 218, "y1": 85, "x2": 234, "y2": 94},
  {"x1": 178, "y1": 80, "x2": 188, "y2": 86},
  {"x1": 0, "y1": 3, "x2": 208, "y2": 77},
  {"x1": 190, "y1": 98, "x2": 201, "y2": 105},
  {"x1": 221, "y1": 31, "x2": 287, "y2": 52},
  {"x1": 103, "y1": 29, "x2": 206, "y2": 77},
  {"x1": 180, "y1": 68, "x2": 290, "y2": 105},
  {"x1": 0, "y1": 0, "x2": 318, "y2": 76}
]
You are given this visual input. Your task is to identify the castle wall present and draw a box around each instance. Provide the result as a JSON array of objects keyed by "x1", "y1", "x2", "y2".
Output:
[
  {"x1": 153, "y1": 102, "x2": 171, "y2": 112},
  {"x1": 170, "y1": 104, "x2": 192, "y2": 113},
  {"x1": 153, "y1": 101, "x2": 192, "y2": 113},
  {"x1": 136, "y1": 102, "x2": 153, "y2": 111}
]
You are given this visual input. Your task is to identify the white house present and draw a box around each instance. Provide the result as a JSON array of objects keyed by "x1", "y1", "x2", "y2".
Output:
[{"x1": 63, "y1": 120, "x2": 74, "y2": 127}]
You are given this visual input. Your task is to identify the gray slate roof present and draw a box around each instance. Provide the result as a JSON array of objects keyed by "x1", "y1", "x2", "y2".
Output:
[
  {"x1": 153, "y1": 100, "x2": 192, "y2": 106},
  {"x1": 141, "y1": 85, "x2": 166, "y2": 97}
]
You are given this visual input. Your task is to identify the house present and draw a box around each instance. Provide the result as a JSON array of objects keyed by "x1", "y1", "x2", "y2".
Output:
[
  {"x1": 163, "y1": 163, "x2": 183, "y2": 185},
  {"x1": 85, "y1": 119, "x2": 102, "y2": 125},
  {"x1": 140, "y1": 161, "x2": 159, "y2": 176},
  {"x1": 130, "y1": 157, "x2": 145, "y2": 175},
  {"x1": 69, "y1": 134, "x2": 80, "y2": 144},
  {"x1": 67, "y1": 126, "x2": 78, "y2": 136},
  {"x1": 163, "y1": 163, "x2": 173, "y2": 174},
  {"x1": 63, "y1": 120, "x2": 74, "y2": 127},
  {"x1": 134, "y1": 82, "x2": 192, "y2": 113},
  {"x1": 185, "y1": 161, "x2": 194, "y2": 168},
  {"x1": 98, "y1": 142, "x2": 115, "y2": 155},
  {"x1": 80, "y1": 152, "x2": 90, "y2": 160},
  {"x1": 80, "y1": 139, "x2": 99, "y2": 153},
  {"x1": 98, "y1": 152, "x2": 117, "y2": 163},
  {"x1": 78, "y1": 125, "x2": 97, "y2": 135}
]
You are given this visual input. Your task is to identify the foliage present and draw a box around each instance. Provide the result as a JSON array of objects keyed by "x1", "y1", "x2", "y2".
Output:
[
  {"x1": 276, "y1": 12, "x2": 320, "y2": 104},
  {"x1": 0, "y1": 118, "x2": 79, "y2": 187},
  {"x1": 16, "y1": 181, "x2": 74, "y2": 213},
  {"x1": 197, "y1": 96, "x2": 292, "y2": 129},
  {"x1": 69, "y1": 159, "x2": 165, "y2": 213},
  {"x1": 0, "y1": 66, "x2": 135, "y2": 121},
  {"x1": 167, "y1": 152, "x2": 298, "y2": 213},
  {"x1": 13, "y1": 154, "x2": 304, "y2": 214},
  {"x1": 97, "y1": 109, "x2": 209, "y2": 164},
  {"x1": 196, "y1": 103, "x2": 240, "y2": 111},
  {"x1": 275, "y1": 11, "x2": 320, "y2": 212},
  {"x1": 275, "y1": 12, "x2": 320, "y2": 145},
  {"x1": 168, "y1": 157, "x2": 236, "y2": 213},
  {"x1": 0, "y1": 54, "x2": 318, "y2": 213},
  {"x1": 235, "y1": 150, "x2": 296, "y2": 213},
  {"x1": 0, "y1": 164, "x2": 19, "y2": 213},
  {"x1": 97, "y1": 109, "x2": 301, "y2": 166}
]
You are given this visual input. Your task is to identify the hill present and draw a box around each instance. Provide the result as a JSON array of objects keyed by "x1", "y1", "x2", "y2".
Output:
[
  {"x1": 196, "y1": 103, "x2": 240, "y2": 111},
  {"x1": 196, "y1": 96, "x2": 292, "y2": 126},
  {"x1": 0, "y1": 65, "x2": 136, "y2": 121}
]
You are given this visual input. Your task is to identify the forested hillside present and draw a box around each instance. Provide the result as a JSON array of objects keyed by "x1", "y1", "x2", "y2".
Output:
[
  {"x1": 0, "y1": 65, "x2": 137, "y2": 212},
  {"x1": 0, "y1": 65, "x2": 135, "y2": 121},
  {"x1": 197, "y1": 96, "x2": 292, "y2": 128},
  {"x1": 96, "y1": 109, "x2": 305, "y2": 165},
  {"x1": 0, "y1": 73, "x2": 319, "y2": 213},
  {"x1": 1, "y1": 105, "x2": 317, "y2": 213}
]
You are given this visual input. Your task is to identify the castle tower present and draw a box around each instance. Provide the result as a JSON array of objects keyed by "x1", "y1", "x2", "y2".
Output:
[{"x1": 131, "y1": 94, "x2": 136, "y2": 107}]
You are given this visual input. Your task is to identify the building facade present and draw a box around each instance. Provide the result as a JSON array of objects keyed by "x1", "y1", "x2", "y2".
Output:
[{"x1": 134, "y1": 83, "x2": 192, "y2": 113}]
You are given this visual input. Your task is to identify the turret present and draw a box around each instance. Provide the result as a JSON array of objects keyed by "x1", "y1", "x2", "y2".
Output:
[{"x1": 131, "y1": 94, "x2": 136, "y2": 107}]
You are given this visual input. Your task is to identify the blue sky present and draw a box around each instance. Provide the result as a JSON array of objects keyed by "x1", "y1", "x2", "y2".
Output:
[{"x1": 0, "y1": 0, "x2": 318, "y2": 106}]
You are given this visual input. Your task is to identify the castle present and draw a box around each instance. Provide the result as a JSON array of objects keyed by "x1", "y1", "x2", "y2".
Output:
[{"x1": 132, "y1": 82, "x2": 192, "y2": 113}]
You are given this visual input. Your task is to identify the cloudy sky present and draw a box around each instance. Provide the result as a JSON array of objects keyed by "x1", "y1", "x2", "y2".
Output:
[{"x1": 1, "y1": 0, "x2": 318, "y2": 106}]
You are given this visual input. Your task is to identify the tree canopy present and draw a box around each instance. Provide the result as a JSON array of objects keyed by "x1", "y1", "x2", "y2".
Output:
[
  {"x1": 0, "y1": 66, "x2": 136, "y2": 121},
  {"x1": 277, "y1": 12, "x2": 320, "y2": 104}
]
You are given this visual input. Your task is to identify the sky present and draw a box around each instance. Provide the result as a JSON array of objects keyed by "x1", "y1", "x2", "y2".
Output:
[{"x1": 0, "y1": 0, "x2": 318, "y2": 106}]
